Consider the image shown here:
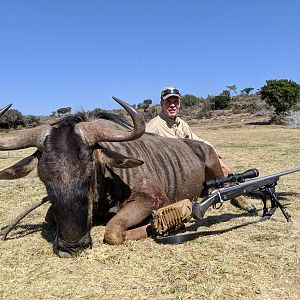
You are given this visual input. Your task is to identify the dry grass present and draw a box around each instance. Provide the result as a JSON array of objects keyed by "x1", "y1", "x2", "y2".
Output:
[{"x1": 0, "y1": 122, "x2": 300, "y2": 300}]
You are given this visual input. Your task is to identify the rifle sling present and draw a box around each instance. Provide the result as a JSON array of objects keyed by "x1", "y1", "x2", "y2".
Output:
[{"x1": 155, "y1": 232, "x2": 203, "y2": 244}]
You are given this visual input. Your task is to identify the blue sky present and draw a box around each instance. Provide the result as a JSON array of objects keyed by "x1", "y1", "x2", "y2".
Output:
[{"x1": 0, "y1": 0, "x2": 299, "y2": 116}]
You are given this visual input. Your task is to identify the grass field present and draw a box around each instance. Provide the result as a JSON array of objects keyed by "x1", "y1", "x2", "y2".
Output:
[{"x1": 0, "y1": 122, "x2": 300, "y2": 300}]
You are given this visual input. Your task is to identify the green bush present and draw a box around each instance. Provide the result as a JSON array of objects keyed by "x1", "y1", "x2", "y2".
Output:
[
  {"x1": 260, "y1": 79, "x2": 300, "y2": 115},
  {"x1": 211, "y1": 94, "x2": 231, "y2": 110},
  {"x1": 180, "y1": 94, "x2": 203, "y2": 108}
]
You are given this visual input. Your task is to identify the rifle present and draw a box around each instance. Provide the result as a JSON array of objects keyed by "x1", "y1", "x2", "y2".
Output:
[{"x1": 151, "y1": 167, "x2": 300, "y2": 242}]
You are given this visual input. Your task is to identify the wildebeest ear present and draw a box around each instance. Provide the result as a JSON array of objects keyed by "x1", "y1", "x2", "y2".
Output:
[
  {"x1": 0, "y1": 150, "x2": 40, "y2": 180},
  {"x1": 99, "y1": 148, "x2": 144, "y2": 168}
]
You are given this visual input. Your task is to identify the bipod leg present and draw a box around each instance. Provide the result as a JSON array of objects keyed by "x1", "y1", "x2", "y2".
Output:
[
  {"x1": 267, "y1": 187, "x2": 291, "y2": 222},
  {"x1": 259, "y1": 186, "x2": 291, "y2": 222},
  {"x1": 261, "y1": 192, "x2": 268, "y2": 217}
]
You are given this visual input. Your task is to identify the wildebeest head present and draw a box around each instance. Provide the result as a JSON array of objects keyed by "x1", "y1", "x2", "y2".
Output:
[{"x1": 0, "y1": 98, "x2": 145, "y2": 257}]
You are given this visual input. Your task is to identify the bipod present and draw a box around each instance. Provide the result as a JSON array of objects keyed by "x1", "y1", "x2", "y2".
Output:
[{"x1": 258, "y1": 184, "x2": 291, "y2": 222}]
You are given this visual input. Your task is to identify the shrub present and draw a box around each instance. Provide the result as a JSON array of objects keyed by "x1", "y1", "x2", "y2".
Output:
[
  {"x1": 180, "y1": 94, "x2": 203, "y2": 108},
  {"x1": 211, "y1": 94, "x2": 231, "y2": 110},
  {"x1": 260, "y1": 79, "x2": 300, "y2": 115}
]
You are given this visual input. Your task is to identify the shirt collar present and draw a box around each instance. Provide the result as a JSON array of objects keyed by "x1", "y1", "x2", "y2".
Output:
[{"x1": 159, "y1": 112, "x2": 180, "y2": 127}]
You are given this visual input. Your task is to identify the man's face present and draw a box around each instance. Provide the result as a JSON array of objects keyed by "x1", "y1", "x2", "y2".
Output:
[{"x1": 161, "y1": 96, "x2": 180, "y2": 119}]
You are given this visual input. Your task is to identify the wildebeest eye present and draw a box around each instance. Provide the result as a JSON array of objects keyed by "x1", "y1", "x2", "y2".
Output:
[{"x1": 115, "y1": 160, "x2": 123, "y2": 166}]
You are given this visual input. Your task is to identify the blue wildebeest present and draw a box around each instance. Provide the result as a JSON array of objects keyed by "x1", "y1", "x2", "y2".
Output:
[{"x1": 0, "y1": 98, "x2": 253, "y2": 257}]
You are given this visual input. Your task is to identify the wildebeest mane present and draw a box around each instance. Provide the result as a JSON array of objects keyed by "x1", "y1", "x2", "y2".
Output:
[
  {"x1": 95, "y1": 112, "x2": 133, "y2": 130},
  {"x1": 51, "y1": 111, "x2": 133, "y2": 130}
]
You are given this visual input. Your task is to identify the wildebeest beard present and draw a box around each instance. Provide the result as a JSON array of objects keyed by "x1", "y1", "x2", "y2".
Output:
[{"x1": 47, "y1": 182, "x2": 92, "y2": 253}]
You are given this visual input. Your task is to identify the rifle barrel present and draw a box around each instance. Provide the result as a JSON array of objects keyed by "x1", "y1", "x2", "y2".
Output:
[{"x1": 218, "y1": 166, "x2": 300, "y2": 198}]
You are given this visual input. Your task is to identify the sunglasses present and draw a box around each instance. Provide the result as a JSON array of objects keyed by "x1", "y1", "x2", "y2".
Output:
[{"x1": 161, "y1": 88, "x2": 181, "y2": 98}]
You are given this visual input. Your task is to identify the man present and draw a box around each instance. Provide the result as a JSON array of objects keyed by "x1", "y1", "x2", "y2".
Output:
[
  {"x1": 146, "y1": 86, "x2": 230, "y2": 173},
  {"x1": 146, "y1": 87, "x2": 198, "y2": 139},
  {"x1": 146, "y1": 86, "x2": 256, "y2": 212}
]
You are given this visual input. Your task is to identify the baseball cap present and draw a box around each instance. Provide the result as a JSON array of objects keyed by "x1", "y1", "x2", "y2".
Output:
[{"x1": 161, "y1": 86, "x2": 181, "y2": 101}]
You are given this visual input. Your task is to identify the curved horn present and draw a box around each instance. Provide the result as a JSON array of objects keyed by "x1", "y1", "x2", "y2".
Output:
[
  {"x1": 0, "y1": 150, "x2": 40, "y2": 179},
  {"x1": 76, "y1": 97, "x2": 145, "y2": 145},
  {"x1": 0, "y1": 104, "x2": 12, "y2": 118},
  {"x1": 0, "y1": 124, "x2": 51, "y2": 150}
]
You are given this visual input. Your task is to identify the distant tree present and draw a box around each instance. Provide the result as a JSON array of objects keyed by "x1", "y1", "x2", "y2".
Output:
[
  {"x1": 260, "y1": 79, "x2": 300, "y2": 115},
  {"x1": 137, "y1": 99, "x2": 152, "y2": 111},
  {"x1": 50, "y1": 111, "x2": 57, "y2": 117},
  {"x1": 56, "y1": 107, "x2": 72, "y2": 116},
  {"x1": 226, "y1": 85, "x2": 237, "y2": 94},
  {"x1": 23, "y1": 115, "x2": 40, "y2": 127},
  {"x1": 0, "y1": 109, "x2": 24, "y2": 129},
  {"x1": 180, "y1": 94, "x2": 202, "y2": 108},
  {"x1": 142, "y1": 105, "x2": 159, "y2": 122},
  {"x1": 143, "y1": 99, "x2": 152, "y2": 110},
  {"x1": 211, "y1": 93, "x2": 231, "y2": 110},
  {"x1": 221, "y1": 90, "x2": 231, "y2": 97},
  {"x1": 241, "y1": 87, "x2": 254, "y2": 95}
]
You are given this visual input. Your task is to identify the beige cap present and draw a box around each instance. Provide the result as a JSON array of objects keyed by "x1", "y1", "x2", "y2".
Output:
[{"x1": 161, "y1": 86, "x2": 181, "y2": 101}]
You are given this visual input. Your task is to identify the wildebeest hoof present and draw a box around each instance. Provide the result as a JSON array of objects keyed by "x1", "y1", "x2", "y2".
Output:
[
  {"x1": 230, "y1": 197, "x2": 256, "y2": 213},
  {"x1": 103, "y1": 232, "x2": 125, "y2": 245},
  {"x1": 245, "y1": 204, "x2": 256, "y2": 213}
]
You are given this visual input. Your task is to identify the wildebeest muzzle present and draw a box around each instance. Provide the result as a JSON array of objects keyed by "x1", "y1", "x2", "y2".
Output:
[{"x1": 54, "y1": 233, "x2": 92, "y2": 258}]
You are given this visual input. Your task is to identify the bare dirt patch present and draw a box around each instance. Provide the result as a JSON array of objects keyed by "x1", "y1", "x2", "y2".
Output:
[{"x1": 1, "y1": 122, "x2": 300, "y2": 300}]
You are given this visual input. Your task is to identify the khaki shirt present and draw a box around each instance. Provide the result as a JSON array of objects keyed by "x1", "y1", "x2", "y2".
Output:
[{"x1": 146, "y1": 112, "x2": 205, "y2": 141}]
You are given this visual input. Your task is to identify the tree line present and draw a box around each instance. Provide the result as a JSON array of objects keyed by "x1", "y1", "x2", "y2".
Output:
[
  {"x1": 137, "y1": 79, "x2": 300, "y2": 122},
  {"x1": 1, "y1": 79, "x2": 299, "y2": 129}
]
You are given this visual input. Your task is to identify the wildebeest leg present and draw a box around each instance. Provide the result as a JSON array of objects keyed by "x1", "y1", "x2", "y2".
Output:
[
  {"x1": 195, "y1": 140, "x2": 230, "y2": 176},
  {"x1": 104, "y1": 198, "x2": 155, "y2": 245},
  {"x1": 218, "y1": 157, "x2": 231, "y2": 176},
  {"x1": 203, "y1": 143, "x2": 256, "y2": 212},
  {"x1": 104, "y1": 179, "x2": 170, "y2": 245},
  {"x1": 124, "y1": 224, "x2": 151, "y2": 241},
  {"x1": 206, "y1": 161, "x2": 256, "y2": 212},
  {"x1": 103, "y1": 196, "x2": 159, "y2": 244},
  {"x1": 209, "y1": 154, "x2": 256, "y2": 212},
  {"x1": 0, "y1": 196, "x2": 49, "y2": 240},
  {"x1": 230, "y1": 196, "x2": 256, "y2": 212},
  {"x1": 203, "y1": 145, "x2": 225, "y2": 180}
]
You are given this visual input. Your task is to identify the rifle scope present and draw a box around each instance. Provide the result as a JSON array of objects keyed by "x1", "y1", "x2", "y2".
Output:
[{"x1": 204, "y1": 168, "x2": 259, "y2": 190}]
